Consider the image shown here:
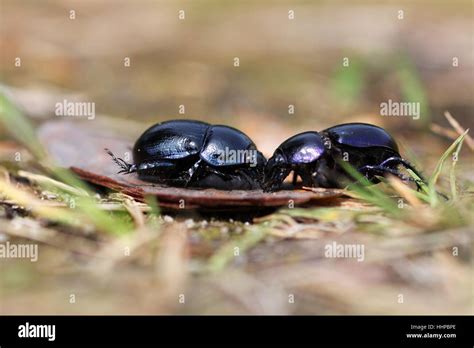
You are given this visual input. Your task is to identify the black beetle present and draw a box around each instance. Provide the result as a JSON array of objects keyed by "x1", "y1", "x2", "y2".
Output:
[
  {"x1": 106, "y1": 120, "x2": 266, "y2": 190},
  {"x1": 263, "y1": 122, "x2": 425, "y2": 191}
]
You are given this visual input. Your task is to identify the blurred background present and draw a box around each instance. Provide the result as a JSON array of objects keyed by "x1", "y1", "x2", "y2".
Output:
[
  {"x1": 0, "y1": 0, "x2": 472, "y2": 314},
  {"x1": 2, "y1": 0, "x2": 472, "y2": 156}
]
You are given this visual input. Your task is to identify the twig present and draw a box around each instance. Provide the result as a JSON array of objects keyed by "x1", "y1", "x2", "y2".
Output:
[
  {"x1": 444, "y1": 111, "x2": 474, "y2": 151},
  {"x1": 430, "y1": 123, "x2": 459, "y2": 140}
]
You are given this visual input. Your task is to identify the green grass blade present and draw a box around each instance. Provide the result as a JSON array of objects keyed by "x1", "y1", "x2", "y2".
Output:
[
  {"x1": 449, "y1": 131, "x2": 467, "y2": 200},
  {"x1": 0, "y1": 94, "x2": 47, "y2": 160},
  {"x1": 428, "y1": 130, "x2": 468, "y2": 205}
]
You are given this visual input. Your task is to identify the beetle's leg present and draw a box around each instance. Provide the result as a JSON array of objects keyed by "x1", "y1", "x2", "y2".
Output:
[
  {"x1": 359, "y1": 164, "x2": 404, "y2": 180},
  {"x1": 263, "y1": 166, "x2": 291, "y2": 192},
  {"x1": 105, "y1": 148, "x2": 137, "y2": 174},
  {"x1": 298, "y1": 170, "x2": 315, "y2": 187},
  {"x1": 378, "y1": 157, "x2": 426, "y2": 181},
  {"x1": 292, "y1": 172, "x2": 299, "y2": 186},
  {"x1": 376, "y1": 157, "x2": 427, "y2": 190},
  {"x1": 380, "y1": 158, "x2": 450, "y2": 199},
  {"x1": 205, "y1": 167, "x2": 236, "y2": 181},
  {"x1": 360, "y1": 164, "x2": 420, "y2": 191},
  {"x1": 235, "y1": 168, "x2": 262, "y2": 189},
  {"x1": 135, "y1": 161, "x2": 184, "y2": 184},
  {"x1": 186, "y1": 161, "x2": 240, "y2": 188},
  {"x1": 184, "y1": 160, "x2": 203, "y2": 187},
  {"x1": 361, "y1": 164, "x2": 450, "y2": 200}
]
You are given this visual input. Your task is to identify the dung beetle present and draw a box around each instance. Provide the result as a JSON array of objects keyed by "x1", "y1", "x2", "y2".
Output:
[
  {"x1": 106, "y1": 120, "x2": 266, "y2": 190},
  {"x1": 263, "y1": 122, "x2": 425, "y2": 191}
]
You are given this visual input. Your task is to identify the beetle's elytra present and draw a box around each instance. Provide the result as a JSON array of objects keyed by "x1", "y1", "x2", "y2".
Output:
[
  {"x1": 106, "y1": 120, "x2": 266, "y2": 190},
  {"x1": 263, "y1": 122, "x2": 425, "y2": 192}
]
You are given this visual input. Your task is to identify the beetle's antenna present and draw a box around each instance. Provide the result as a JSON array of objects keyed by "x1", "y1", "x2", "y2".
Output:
[{"x1": 105, "y1": 148, "x2": 137, "y2": 174}]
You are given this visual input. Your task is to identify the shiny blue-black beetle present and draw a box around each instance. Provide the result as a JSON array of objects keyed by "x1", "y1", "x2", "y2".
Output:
[
  {"x1": 263, "y1": 123, "x2": 425, "y2": 191},
  {"x1": 106, "y1": 120, "x2": 266, "y2": 190}
]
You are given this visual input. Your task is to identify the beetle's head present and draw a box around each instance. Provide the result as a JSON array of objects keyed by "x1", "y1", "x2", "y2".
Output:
[{"x1": 263, "y1": 151, "x2": 290, "y2": 192}]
